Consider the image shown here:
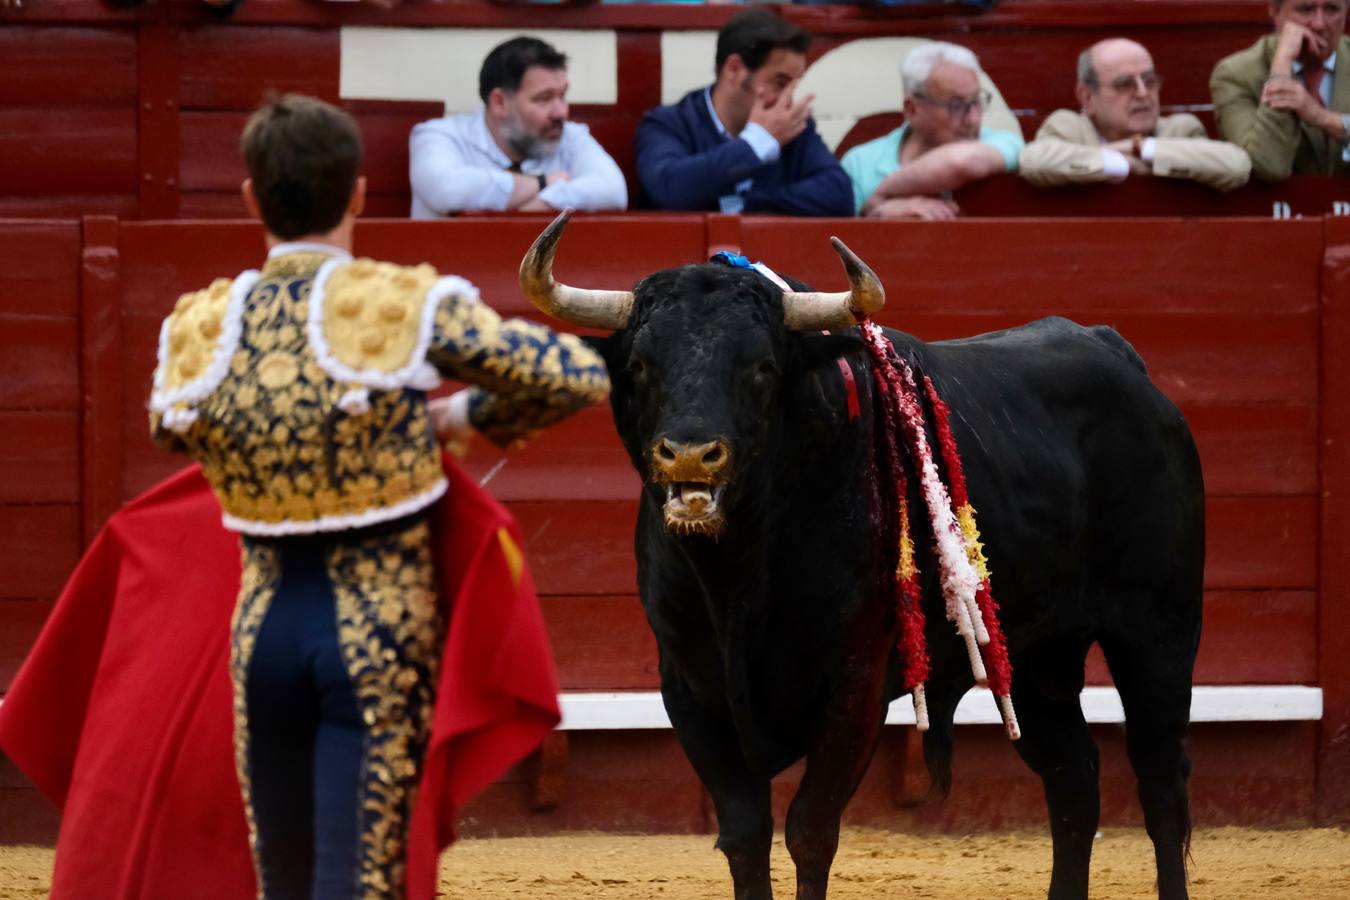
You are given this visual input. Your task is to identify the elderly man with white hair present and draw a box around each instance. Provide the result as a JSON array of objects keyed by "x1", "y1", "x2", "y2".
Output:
[
  {"x1": 841, "y1": 41, "x2": 1024, "y2": 219},
  {"x1": 1022, "y1": 38, "x2": 1251, "y2": 190}
]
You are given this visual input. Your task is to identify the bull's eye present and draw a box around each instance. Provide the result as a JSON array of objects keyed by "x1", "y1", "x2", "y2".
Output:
[
  {"x1": 751, "y1": 361, "x2": 777, "y2": 387},
  {"x1": 627, "y1": 357, "x2": 649, "y2": 382}
]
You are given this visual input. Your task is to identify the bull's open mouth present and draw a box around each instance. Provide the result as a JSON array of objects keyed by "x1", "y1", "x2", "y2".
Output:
[{"x1": 662, "y1": 482, "x2": 726, "y2": 537}]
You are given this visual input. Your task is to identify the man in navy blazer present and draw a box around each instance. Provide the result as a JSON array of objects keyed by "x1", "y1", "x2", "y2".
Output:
[{"x1": 635, "y1": 9, "x2": 853, "y2": 217}]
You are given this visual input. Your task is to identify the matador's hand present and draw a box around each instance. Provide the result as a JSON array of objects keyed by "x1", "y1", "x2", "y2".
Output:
[{"x1": 428, "y1": 392, "x2": 474, "y2": 461}]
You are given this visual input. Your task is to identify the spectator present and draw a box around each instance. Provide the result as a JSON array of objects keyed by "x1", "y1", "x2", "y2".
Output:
[
  {"x1": 1021, "y1": 39, "x2": 1251, "y2": 191},
  {"x1": 841, "y1": 42, "x2": 1023, "y2": 219},
  {"x1": 1211, "y1": 0, "x2": 1350, "y2": 180},
  {"x1": 409, "y1": 36, "x2": 627, "y2": 217},
  {"x1": 634, "y1": 8, "x2": 853, "y2": 216}
]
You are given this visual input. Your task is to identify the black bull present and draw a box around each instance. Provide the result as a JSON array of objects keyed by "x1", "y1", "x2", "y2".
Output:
[{"x1": 520, "y1": 215, "x2": 1204, "y2": 900}]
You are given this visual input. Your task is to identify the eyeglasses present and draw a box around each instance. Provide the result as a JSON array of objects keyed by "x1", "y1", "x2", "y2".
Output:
[
  {"x1": 911, "y1": 89, "x2": 991, "y2": 119},
  {"x1": 1289, "y1": 1, "x2": 1346, "y2": 16},
  {"x1": 1104, "y1": 72, "x2": 1164, "y2": 94}
]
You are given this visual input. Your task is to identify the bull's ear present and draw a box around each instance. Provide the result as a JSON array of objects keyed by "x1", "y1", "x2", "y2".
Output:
[{"x1": 796, "y1": 332, "x2": 862, "y2": 370}]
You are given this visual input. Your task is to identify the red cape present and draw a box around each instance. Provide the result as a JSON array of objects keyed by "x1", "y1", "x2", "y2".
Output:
[{"x1": 0, "y1": 456, "x2": 560, "y2": 900}]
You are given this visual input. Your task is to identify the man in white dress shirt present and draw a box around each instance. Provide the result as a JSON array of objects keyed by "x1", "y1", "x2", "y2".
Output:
[{"x1": 409, "y1": 36, "x2": 628, "y2": 217}]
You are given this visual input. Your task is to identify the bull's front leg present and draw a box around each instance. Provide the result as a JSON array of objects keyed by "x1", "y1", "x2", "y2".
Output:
[
  {"x1": 784, "y1": 645, "x2": 889, "y2": 900},
  {"x1": 783, "y1": 620, "x2": 896, "y2": 900},
  {"x1": 661, "y1": 664, "x2": 774, "y2": 900}
]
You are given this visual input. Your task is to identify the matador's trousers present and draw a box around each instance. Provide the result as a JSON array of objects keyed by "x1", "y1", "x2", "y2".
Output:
[{"x1": 229, "y1": 514, "x2": 442, "y2": 900}]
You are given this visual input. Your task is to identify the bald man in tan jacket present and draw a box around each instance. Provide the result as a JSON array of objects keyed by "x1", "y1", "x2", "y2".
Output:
[{"x1": 1021, "y1": 39, "x2": 1251, "y2": 191}]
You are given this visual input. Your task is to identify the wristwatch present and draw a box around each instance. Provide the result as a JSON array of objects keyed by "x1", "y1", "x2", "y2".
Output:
[{"x1": 536, "y1": 173, "x2": 548, "y2": 192}]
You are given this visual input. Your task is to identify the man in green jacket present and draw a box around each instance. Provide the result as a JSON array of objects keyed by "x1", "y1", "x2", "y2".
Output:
[{"x1": 1210, "y1": 0, "x2": 1350, "y2": 179}]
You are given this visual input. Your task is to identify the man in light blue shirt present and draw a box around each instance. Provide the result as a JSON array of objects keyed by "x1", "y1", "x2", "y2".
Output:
[
  {"x1": 410, "y1": 37, "x2": 628, "y2": 217},
  {"x1": 840, "y1": 42, "x2": 1023, "y2": 219}
]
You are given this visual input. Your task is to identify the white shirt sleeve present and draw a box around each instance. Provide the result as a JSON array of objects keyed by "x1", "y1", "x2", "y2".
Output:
[
  {"x1": 739, "y1": 123, "x2": 782, "y2": 164},
  {"x1": 409, "y1": 120, "x2": 515, "y2": 216},
  {"x1": 1101, "y1": 148, "x2": 1131, "y2": 181},
  {"x1": 535, "y1": 123, "x2": 629, "y2": 211}
]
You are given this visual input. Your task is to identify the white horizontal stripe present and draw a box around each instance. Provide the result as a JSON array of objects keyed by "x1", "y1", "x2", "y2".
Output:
[
  {"x1": 555, "y1": 686, "x2": 1324, "y2": 731},
  {"x1": 0, "y1": 686, "x2": 1324, "y2": 729}
]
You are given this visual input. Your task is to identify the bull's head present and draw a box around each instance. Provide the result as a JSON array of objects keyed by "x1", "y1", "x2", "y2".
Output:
[{"x1": 520, "y1": 211, "x2": 884, "y2": 539}]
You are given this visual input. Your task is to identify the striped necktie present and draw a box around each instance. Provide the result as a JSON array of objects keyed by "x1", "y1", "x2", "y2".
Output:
[{"x1": 1301, "y1": 64, "x2": 1326, "y2": 107}]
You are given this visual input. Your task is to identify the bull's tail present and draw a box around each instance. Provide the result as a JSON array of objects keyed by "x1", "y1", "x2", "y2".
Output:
[{"x1": 921, "y1": 702, "x2": 956, "y2": 798}]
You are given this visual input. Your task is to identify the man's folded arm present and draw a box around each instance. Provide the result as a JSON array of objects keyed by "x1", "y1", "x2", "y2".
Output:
[
  {"x1": 636, "y1": 115, "x2": 766, "y2": 209},
  {"x1": 409, "y1": 127, "x2": 513, "y2": 214},
  {"x1": 538, "y1": 130, "x2": 629, "y2": 211},
  {"x1": 1210, "y1": 66, "x2": 1300, "y2": 182},
  {"x1": 1019, "y1": 138, "x2": 1113, "y2": 186},
  {"x1": 744, "y1": 132, "x2": 853, "y2": 217}
]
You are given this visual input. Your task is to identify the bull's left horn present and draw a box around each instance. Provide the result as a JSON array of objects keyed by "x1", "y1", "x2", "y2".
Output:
[
  {"x1": 519, "y1": 209, "x2": 635, "y2": 330},
  {"x1": 781, "y1": 237, "x2": 885, "y2": 331}
]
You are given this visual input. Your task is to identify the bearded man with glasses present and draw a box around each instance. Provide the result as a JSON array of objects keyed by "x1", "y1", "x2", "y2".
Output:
[
  {"x1": 841, "y1": 41, "x2": 1024, "y2": 220},
  {"x1": 1212, "y1": 0, "x2": 1350, "y2": 179},
  {"x1": 1021, "y1": 38, "x2": 1251, "y2": 191}
]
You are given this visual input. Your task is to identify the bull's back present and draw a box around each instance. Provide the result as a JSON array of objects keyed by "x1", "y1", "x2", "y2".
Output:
[{"x1": 894, "y1": 316, "x2": 1204, "y2": 636}]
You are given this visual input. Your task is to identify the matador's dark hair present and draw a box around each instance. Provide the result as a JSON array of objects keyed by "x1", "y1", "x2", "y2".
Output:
[{"x1": 240, "y1": 93, "x2": 363, "y2": 240}]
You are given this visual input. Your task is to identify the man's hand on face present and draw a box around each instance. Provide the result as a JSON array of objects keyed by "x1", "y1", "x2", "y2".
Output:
[
  {"x1": 1262, "y1": 76, "x2": 1327, "y2": 126},
  {"x1": 748, "y1": 84, "x2": 815, "y2": 147},
  {"x1": 1273, "y1": 20, "x2": 1329, "y2": 68},
  {"x1": 865, "y1": 196, "x2": 960, "y2": 221}
]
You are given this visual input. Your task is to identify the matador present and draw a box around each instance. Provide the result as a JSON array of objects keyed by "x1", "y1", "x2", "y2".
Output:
[{"x1": 148, "y1": 94, "x2": 609, "y2": 899}]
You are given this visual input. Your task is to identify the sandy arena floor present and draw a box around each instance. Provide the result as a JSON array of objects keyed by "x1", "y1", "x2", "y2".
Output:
[{"x1": 2, "y1": 826, "x2": 1347, "y2": 898}]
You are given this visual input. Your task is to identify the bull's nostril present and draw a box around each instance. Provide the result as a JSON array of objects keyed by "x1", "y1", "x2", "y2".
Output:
[
  {"x1": 657, "y1": 441, "x2": 677, "y2": 463},
  {"x1": 702, "y1": 446, "x2": 724, "y2": 466}
]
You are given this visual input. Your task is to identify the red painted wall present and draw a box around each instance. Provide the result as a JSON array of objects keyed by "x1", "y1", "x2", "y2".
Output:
[
  {"x1": 1, "y1": 0, "x2": 1346, "y2": 839},
  {"x1": 1, "y1": 213, "x2": 1344, "y2": 837}
]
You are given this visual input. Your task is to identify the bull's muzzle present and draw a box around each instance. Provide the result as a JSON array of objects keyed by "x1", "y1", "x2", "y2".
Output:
[{"x1": 651, "y1": 438, "x2": 730, "y2": 537}]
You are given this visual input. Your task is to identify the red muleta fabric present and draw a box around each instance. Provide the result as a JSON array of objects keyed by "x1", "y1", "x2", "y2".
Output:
[{"x1": 0, "y1": 454, "x2": 560, "y2": 900}]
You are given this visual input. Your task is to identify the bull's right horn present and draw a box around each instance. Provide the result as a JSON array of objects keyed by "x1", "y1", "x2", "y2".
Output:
[
  {"x1": 519, "y1": 209, "x2": 635, "y2": 331},
  {"x1": 780, "y1": 237, "x2": 885, "y2": 331}
]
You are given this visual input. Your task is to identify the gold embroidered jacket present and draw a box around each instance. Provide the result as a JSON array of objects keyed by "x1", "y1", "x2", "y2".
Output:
[{"x1": 149, "y1": 246, "x2": 609, "y2": 536}]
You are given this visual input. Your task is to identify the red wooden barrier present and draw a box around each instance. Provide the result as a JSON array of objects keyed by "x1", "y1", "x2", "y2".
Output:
[
  {"x1": 738, "y1": 215, "x2": 1325, "y2": 696},
  {"x1": 0, "y1": 221, "x2": 84, "y2": 689},
  {"x1": 0, "y1": 212, "x2": 1344, "y2": 831},
  {"x1": 1318, "y1": 217, "x2": 1350, "y2": 824},
  {"x1": 957, "y1": 174, "x2": 1350, "y2": 218}
]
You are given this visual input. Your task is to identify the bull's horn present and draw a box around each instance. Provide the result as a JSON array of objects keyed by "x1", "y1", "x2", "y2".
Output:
[
  {"x1": 519, "y1": 209, "x2": 635, "y2": 330},
  {"x1": 781, "y1": 237, "x2": 885, "y2": 331}
]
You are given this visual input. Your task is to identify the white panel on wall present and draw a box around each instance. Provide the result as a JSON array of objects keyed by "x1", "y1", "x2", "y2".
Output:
[
  {"x1": 800, "y1": 38, "x2": 1022, "y2": 151},
  {"x1": 661, "y1": 31, "x2": 718, "y2": 105},
  {"x1": 340, "y1": 28, "x2": 618, "y2": 115}
]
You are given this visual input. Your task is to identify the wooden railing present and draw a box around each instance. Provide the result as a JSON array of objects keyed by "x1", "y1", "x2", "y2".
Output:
[{"x1": 1, "y1": 212, "x2": 1348, "y2": 827}]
